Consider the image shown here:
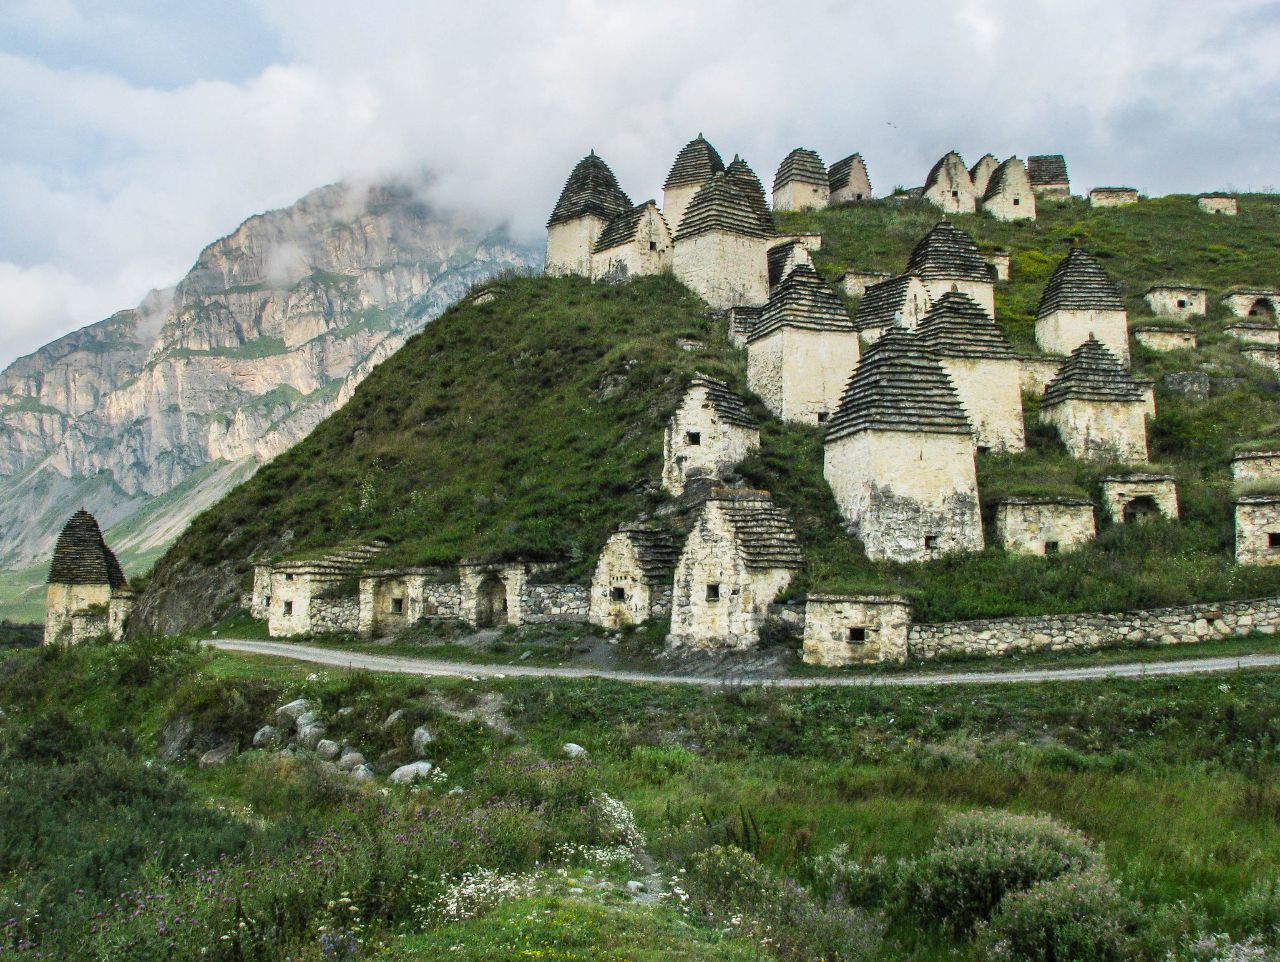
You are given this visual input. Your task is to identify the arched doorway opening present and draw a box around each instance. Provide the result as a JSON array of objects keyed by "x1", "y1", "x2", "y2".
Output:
[
  {"x1": 1123, "y1": 496, "x2": 1161, "y2": 524},
  {"x1": 475, "y1": 574, "x2": 508, "y2": 628},
  {"x1": 1248, "y1": 298, "x2": 1277, "y2": 321}
]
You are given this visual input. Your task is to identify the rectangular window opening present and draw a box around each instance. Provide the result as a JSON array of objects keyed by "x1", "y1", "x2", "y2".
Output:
[
  {"x1": 686, "y1": 431, "x2": 701, "y2": 446},
  {"x1": 1268, "y1": 532, "x2": 1280, "y2": 549},
  {"x1": 283, "y1": 600, "x2": 293, "y2": 616},
  {"x1": 705, "y1": 584, "x2": 721, "y2": 602},
  {"x1": 391, "y1": 597, "x2": 404, "y2": 614},
  {"x1": 1177, "y1": 299, "x2": 1187, "y2": 308},
  {"x1": 1013, "y1": 198, "x2": 1020, "y2": 206},
  {"x1": 848, "y1": 627, "x2": 867, "y2": 643},
  {"x1": 924, "y1": 535, "x2": 939, "y2": 550},
  {"x1": 649, "y1": 241, "x2": 657, "y2": 252},
  {"x1": 1045, "y1": 541, "x2": 1060, "y2": 555},
  {"x1": 816, "y1": 411, "x2": 829, "y2": 424},
  {"x1": 285, "y1": 573, "x2": 294, "y2": 582},
  {"x1": 610, "y1": 586, "x2": 627, "y2": 602}
]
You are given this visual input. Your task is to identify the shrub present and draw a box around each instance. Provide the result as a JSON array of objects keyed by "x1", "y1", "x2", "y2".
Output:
[
  {"x1": 1234, "y1": 878, "x2": 1280, "y2": 945},
  {"x1": 903, "y1": 809, "x2": 1102, "y2": 932},
  {"x1": 976, "y1": 869, "x2": 1141, "y2": 962},
  {"x1": 684, "y1": 844, "x2": 884, "y2": 962},
  {"x1": 811, "y1": 844, "x2": 898, "y2": 909},
  {"x1": 1170, "y1": 934, "x2": 1279, "y2": 962}
]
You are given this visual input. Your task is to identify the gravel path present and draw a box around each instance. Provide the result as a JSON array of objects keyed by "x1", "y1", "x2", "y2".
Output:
[{"x1": 208, "y1": 639, "x2": 1280, "y2": 688}]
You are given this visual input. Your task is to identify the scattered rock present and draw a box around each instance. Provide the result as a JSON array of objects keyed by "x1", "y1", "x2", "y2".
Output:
[
  {"x1": 298, "y1": 723, "x2": 327, "y2": 751},
  {"x1": 388, "y1": 761, "x2": 435, "y2": 785},
  {"x1": 412, "y1": 726, "x2": 434, "y2": 754},
  {"x1": 199, "y1": 744, "x2": 236, "y2": 768},
  {"x1": 350, "y1": 764, "x2": 375, "y2": 781},
  {"x1": 276, "y1": 699, "x2": 312, "y2": 726},
  {"x1": 382, "y1": 709, "x2": 405, "y2": 729},
  {"x1": 159, "y1": 715, "x2": 194, "y2": 762},
  {"x1": 337, "y1": 751, "x2": 366, "y2": 771},
  {"x1": 447, "y1": 786, "x2": 465, "y2": 796},
  {"x1": 314, "y1": 739, "x2": 341, "y2": 761},
  {"x1": 336, "y1": 706, "x2": 355, "y2": 717},
  {"x1": 1163, "y1": 371, "x2": 1210, "y2": 401},
  {"x1": 519, "y1": 650, "x2": 533, "y2": 661},
  {"x1": 252, "y1": 725, "x2": 279, "y2": 748},
  {"x1": 626, "y1": 880, "x2": 644, "y2": 894},
  {"x1": 568, "y1": 887, "x2": 585, "y2": 895},
  {"x1": 563, "y1": 743, "x2": 588, "y2": 759}
]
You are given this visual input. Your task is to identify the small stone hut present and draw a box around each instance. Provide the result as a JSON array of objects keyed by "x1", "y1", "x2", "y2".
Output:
[
  {"x1": 1235, "y1": 495, "x2": 1280, "y2": 565},
  {"x1": 662, "y1": 374, "x2": 760, "y2": 495},
  {"x1": 852, "y1": 274, "x2": 932, "y2": 339},
  {"x1": 914, "y1": 291, "x2": 1025, "y2": 452},
  {"x1": 358, "y1": 568, "x2": 461, "y2": 638},
  {"x1": 981, "y1": 157, "x2": 1036, "y2": 222},
  {"x1": 1089, "y1": 187, "x2": 1140, "y2": 208},
  {"x1": 667, "y1": 489, "x2": 803, "y2": 650},
  {"x1": 766, "y1": 240, "x2": 814, "y2": 291},
  {"x1": 672, "y1": 175, "x2": 771, "y2": 309},
  {"x1": 969, "y1": 154, "x2": 999, "y2": 198},
  {"x1": 545, "y1": 151, "x2": 632, "y2": 277},
  {"x1": 1034, "y1": 248, "x2": 1129, "y2": 363},
  {"x1": 905, "y1": 221, "x2": 996, "y2": 317},
  {"x1": 44, "y1": 509, "x2": 134, "y2": 645},
  {"x1": 823, "y1": 325, "x2": 983, "y2": 562},
  {"x1": 1223, "y1": 290, "x2": 1280, "y2": 322},
  {"x1": 590, "y1": 201, "x2": 672, "y2": 280},
  {"x1": 996, "y1": 498, "x2": 1096, "y2": 556},
  {"x1": 1040, "y1": 337, "x2": 1148, "y2": 462},
  {"x1": 828, "y1": 153, "x2": 872, "y2": 203},
  {"x1": 266, "y1": 543, "x2": 385, "y2": 637},
  {"x1": 747, "y1": 264, "x2": 859, "y2": 425},
  {"x1": 839, "y1": 269, "x2": 892, "y2": 298},
  {"x1": 1133, "y1": 324, "x2": 1197, "y2": 352},
  {"x1": 984, "y1": 250, "x2": 1011, "y2": 282},
  {"x1": 1144, "y1": 284, "x2": 1208, "y2": 319},
  {"x1": 1101, "y1": 474, "x2": 1178, "y2": 524},
  {"x1": 1232, "y1": 450, "x2": 1280, "y2": 484},
  {"x1": 727, "y1": 305, "x2": 763, "y2": 348},
  {"x1": 922, "y1": 151, "x2": 977, "y2": 214},
  {"x1": 724, "y1": 155, "x2": 774, "y2": 233},
  {"x1": 772, "y1": 148, "x2": 830, "y2": 212},
  {"x1": 802, "y1": 595, "x2": 911, "y2": 666},
  {"x1": 1027, "y1": 154, "x2": 1070, "y2": 197},
  {"x1": 662, "y1": 134, "x2": 725, "y2": 237},
  {"x1": 589, "y1": 523, "x2": 680, "y2": 629},
  {"x1": 1199, "y1": 194, "x2": 1239, "y2": 216}
]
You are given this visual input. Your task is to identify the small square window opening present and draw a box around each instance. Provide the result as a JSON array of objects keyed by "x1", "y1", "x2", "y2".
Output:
[
  {"x1": 283, "y1": 600, "x2": 293, "y2": 616},
  {"x1": 924, "y1": 535, "x2": 939, "y2": 550},
  {"x1": 705, "y1": 584, "x2": 721, "y2": 602},
  {"x1": 848, "y1": 627, "x2": 867, "y2": 643},
  {"x1": 1045, "y1": 541, "x2": 1060, "y2": 555},
  {"x1": 1268, "y1": 532, "x2": 1280, "y2": 549},
  {"x1": 610, "y1": 586, "x2": 627, "y2": 602},
  {"x1": 686, "y1": 431, "x2": 701, "y2": 446},
  {"x1": 391, "y1": 597, "x2": 404, "y2": 614}
]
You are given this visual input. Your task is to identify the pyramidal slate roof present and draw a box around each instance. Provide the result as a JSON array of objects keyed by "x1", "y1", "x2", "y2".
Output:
[
  {"x1": 983, "y1": 157, "x2": 1030, "y2": 201},
  {"x1": 1041, "y1": 337, "x2": 1145, "y2": 406},
  {"x1": 1036, "y1": 249, "x2": 1124, "y2": 317},
  {"x1": 750, "y1": 264, "x2": 853, "y2": 342},
  {"x1": 970, "y1": 154, "x2": 998, "y2": 182},
  {"x1": 705, "y1": 489, "x2": 804, "y2": 570},
  {"x1": 593, "y1": 201, "x2": 666, "y2": 253},
  {"x1": 664, "y1": 135, "x2": 725, "y2": 189},
  {"x1": 725, "y1": 155, "x2": 774, "y2": 233},
  {"x1": 828, "y1": 153, "x2": 871, "y2": 193},
  {"x1": 1028, "y1": 154, "x2": 1069, "y2": 185},
  {"x1": 905, "y1": 221, "x2": 991, "y2": 283},
  {"x1": 674, "y1": 175, "x2": 770, "y2": 241},
  {"x1": 773, "y1": 148, "x2": 828, "y2": 190},
  {"x1": 687, "y1": 374, "x2": 759, "y2": 429},
  {"x1": 766, "y1": 240, "x2": 810, "y2": 287},
  {"x1": 615, "y1": 523, "x2": 681, "y2": 581},
  {"x1": 547, "y1": 151, "x2": 632, "y2": 228},
  {"x1": 825, "y1": 325, "x2": 973, "y2": 441},
  {"x1": 915, "y1": 291, "x2": 1015, "y2": 359},
  {"x1": 48, "y1": 509, "x2": 128, "y2": 589},
  {"x1": 854, "y1": 274, "x2": 924, "y2": 331},
  {"x1": 924, "y1": 151, "x2": 970, "y2": 190}
]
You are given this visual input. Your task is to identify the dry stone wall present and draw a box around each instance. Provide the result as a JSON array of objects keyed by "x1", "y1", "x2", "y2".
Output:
[
  {"x1": 309, "y1": 596, "x2": 359, "y2": 634},
  {"x1": 522, "y1": 584, "x2": 591, "y2": 624}
]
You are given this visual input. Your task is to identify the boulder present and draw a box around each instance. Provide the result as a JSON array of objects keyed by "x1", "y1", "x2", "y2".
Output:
[
  {"x1": 388, "y1": 761, "x2": 434, "y2": 785},
  {"x1": 252, "y1": 725, "x2": 279, "y2": 748},
  {"x1": 382, "y1": 709, "x2": 405, "y2": 729},
  {"x1": 199, "y1": 744, "x2": 236, "y2": 768},
  {"x1": 337, "y1": 751, "x2": 366, "y2": 771},
  {"x1": 412, "y1": 726, "x2": 434, "y2": 754},
  {"x1": 563, "y1": 742, "x2": 588, "y2": 759},
  {"x1": 350, "y1": 764, "x2": 375, "y2": 781},
  {"x1": 275, "y1": 699, "x2": 312, "y2": 725},
  {"x1": 298, "y1": 723, "x2": 327, "y2": 751},
  {"x1": 159, "y1": 715, "x2": 194, "y2": 762},
  {"x1": 314, "y1": 739, "x2": 341, "y2": 761}
]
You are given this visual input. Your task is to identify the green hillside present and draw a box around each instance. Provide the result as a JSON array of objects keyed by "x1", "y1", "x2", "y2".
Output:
[{"x1": 141, "y1": 194, "x2": 1280, "y2": 630}]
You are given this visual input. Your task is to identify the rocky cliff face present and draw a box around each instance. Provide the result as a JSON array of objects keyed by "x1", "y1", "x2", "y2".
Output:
[{"x1": 0, "y1": 181, "x2": 540, "y2": 610}]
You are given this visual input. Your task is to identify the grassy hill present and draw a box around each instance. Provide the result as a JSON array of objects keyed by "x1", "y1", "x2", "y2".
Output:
[{"x1": 139, "y1": 194, "x2": 1280, "y2": 632}]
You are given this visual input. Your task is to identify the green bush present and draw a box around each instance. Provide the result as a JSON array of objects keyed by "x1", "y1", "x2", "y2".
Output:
[
  {"x1": 976, "y1": 869, "x2": 1141, "y2": 962},
  {"x1": 1233, "y1": 878, "x2": 1280, "y2": 944},
  {"x1": 903, "y1": 809, "x2": 1102, "y2": 932},
  {"x1": 684, "y1": 844, "x2": 884, "y2": 962}
]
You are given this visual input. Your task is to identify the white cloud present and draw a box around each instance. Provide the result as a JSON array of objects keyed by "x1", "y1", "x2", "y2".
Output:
[{"x1": 2, "y1": 0, "x2": 1279, "y2": 368}]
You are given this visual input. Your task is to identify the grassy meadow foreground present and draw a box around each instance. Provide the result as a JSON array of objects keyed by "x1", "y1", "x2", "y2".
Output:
[{"x1": 2, "y1": 635, "x2": 1279, "y2": 960}]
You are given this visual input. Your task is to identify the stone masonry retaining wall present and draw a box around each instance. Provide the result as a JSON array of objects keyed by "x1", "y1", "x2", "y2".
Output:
[
  {"x1": 311, "y1": 596, "x2": 360, "y2": 635},
  {"x1": 908, "y1": 596, "x2": 1280, "y2": 661},
  {"x1": 522, "y1": 585, "x2": 591, "y2": 625}
]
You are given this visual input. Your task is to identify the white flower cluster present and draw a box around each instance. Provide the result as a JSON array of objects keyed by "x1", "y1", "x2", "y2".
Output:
[
  {"x1": 594, "y1": 792, "x2": 644, "y2": 848},
  {"x1": 433, "y1": 867, "x2": 541, "y2": 922},
  {"x1": 552, "y1": 842, "x2": 634, "y2": 871},
  {"x1": 1173, "y1": 935, "x2": 1278, "y2": 962}
]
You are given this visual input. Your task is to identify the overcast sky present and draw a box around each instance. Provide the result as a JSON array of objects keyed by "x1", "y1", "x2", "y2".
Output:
[{"x1": 2, "y1": 0, "x2": 1279, "y2": 369}]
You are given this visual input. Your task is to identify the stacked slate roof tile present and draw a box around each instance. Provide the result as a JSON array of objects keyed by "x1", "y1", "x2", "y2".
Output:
[
  {"x1": 825, "y1": 325, "x2": 973, "y2": 441},
  {"x1": 983, "y1": 158, "x2": 1027, "y2": 202},
  {"x1": 690, "y1": 373, "x2": 759, "y2": 429},
  {"x1": 924, "y1": 151, "x2": 969, "y2": 190},
  {"x1": 1028, "y1": 154, "x2": 1069, "y2": 186},
  {"x1": 854, "y1": 275, "x2": 924, "y2": 332},
  {"x1": 906, "y1": 221, "x2": 992, "y2": 282},
  {"x1": 773, "y1": 148, "x2": 828, "y2": 190},
  {"x1": 915, "y1": 291, "x2": 1015, "y2": 359},
  {"x1": 970, "y1": 154, "x2": 998, "y2": 188},
  {"x1": 828, "y1": 153, "x2": 871, "y2": 193},
  {"x1": 1036, "y1": 249, "x2": 1124, "y2": 317},
  {"x1": 766, "y1": 241, "x2": 810, "y2": 288},
  {"x1": 749, "y1": 265, "x2": 853, "y2": 341},
  {"x1": 707, "y1": 490, "x2": 804, "y2": 570},
  {"x1": 1041, "y1": 337, "x2": 1145, "y2": 405},
  {"x1": 593, "y1": 202, "x2": 664, "y2": 253},
  {"x1": 616, "y1": 523, "x2": 681, "y2": 582},
  {"x1": 547, "y1": 151, "x2": 632, "y2": 228},
  {"x1": 674, "y1": 175, "x2": 771, "y2": 241},
  {"x1": 664, "y1": 135, "x2": 725, "y2": 189},
  {"x1": 725, "y1": 155, "x2": 774, "y2": 232},
  {"x1": 48, "y1": 509, "x2": 128, "y2": 588},
  {"x1": 729, "y1": 305, "x2": 763, "y2": 343}
]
